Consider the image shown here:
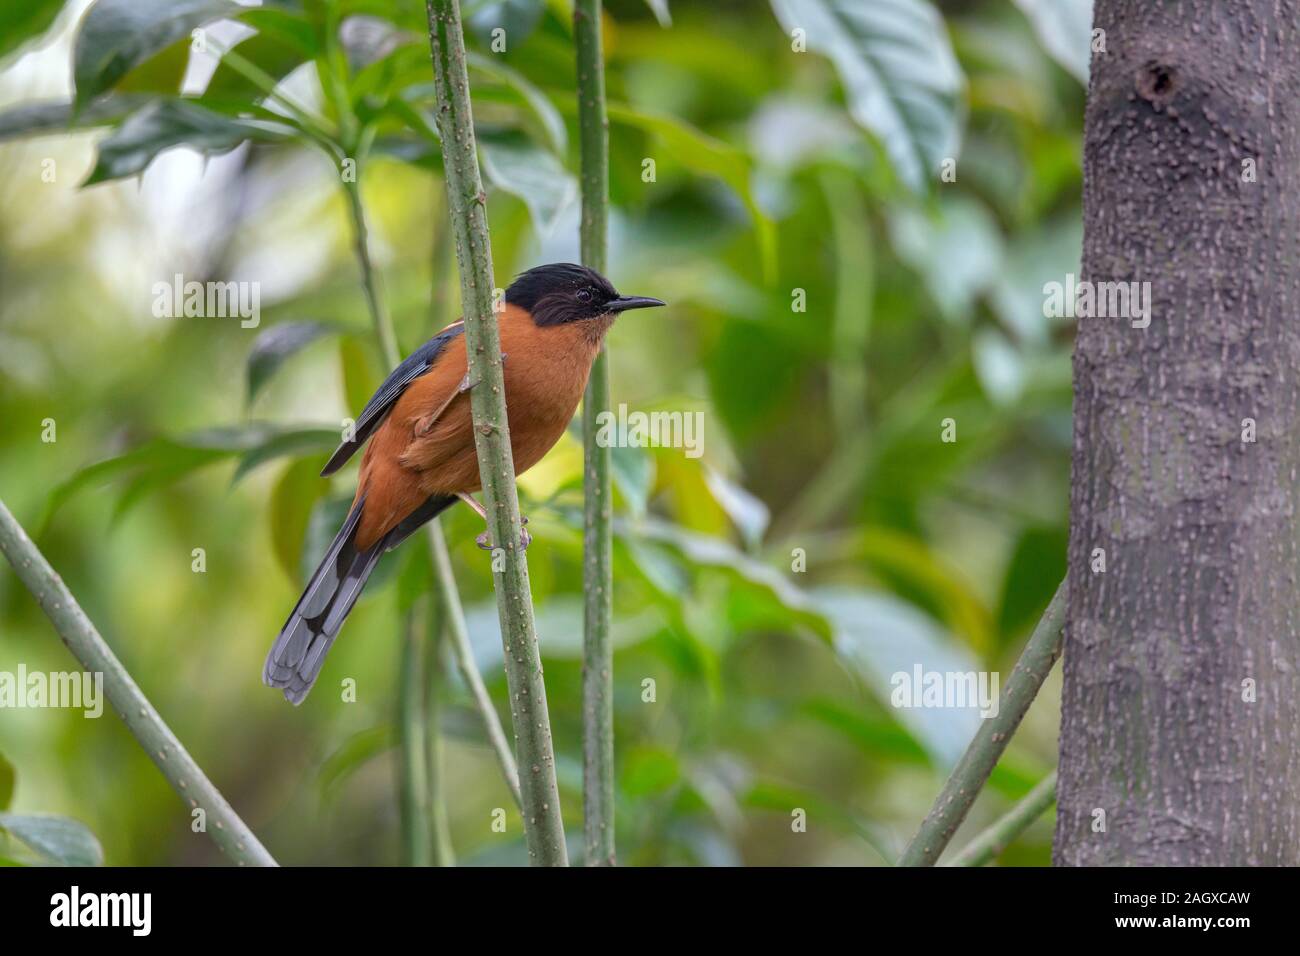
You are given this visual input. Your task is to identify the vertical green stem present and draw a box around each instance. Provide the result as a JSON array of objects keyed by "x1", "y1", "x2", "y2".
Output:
[
  {"x1": 342, "y1": 176, "x2": 400, "y2": 366},
  {"x1": 422, "y1": 192, "x2": 523, "y2": 811},
  {"x1": 424, "y1": 603, "x2": 456, "y2": 867},
  {"x1": 425, "y1": 0, "x2": 568, "y2": 866},
  {"x1": 426, "y1": 520, "x2": 522, "y2": 809},
  {"x1": 946, "y1": 771, "x2": 1057, "y2": 867},
  {"x1": 398, "y1": 606, "x2": 432, "y2": 866},
  {"x1": 0, "y1": 499, "x2": 277, "y2": 867},
  {"x1": 898, "y1": 578, "x2": 1067, "y2": 866},
  {"x1": 574, "y1": 0, "x2": 615, "y2": 867}
]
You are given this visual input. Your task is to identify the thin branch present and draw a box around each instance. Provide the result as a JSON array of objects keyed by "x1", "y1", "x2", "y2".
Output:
[
  {"x1": 342, "y1": 176, "x2": 400, "y2": 368},
  {"x1": 426, "y1": 519, "x2": 522, "y2": 809},
  {"x1": 397, "y1": 606, "x2": 432, "y2": 866},
  {"x1": 946, "y1": 771, "x2": 1057, "y2": 867},
  {"x1": 425, "y1": 0, "x2": 568, "y2": 865},
  {"x1": 424, "y1": 602, "x2": 456, "y2": 867},
  {"x1": 574, "y1": 0, "x2": 615, "y2": 868},
  {"x1": 0, "y1": 498, "x2": 276, "y2": 867},
  {"x1": 898, "y1": 577, "x2": 1067, "y2": 866}
]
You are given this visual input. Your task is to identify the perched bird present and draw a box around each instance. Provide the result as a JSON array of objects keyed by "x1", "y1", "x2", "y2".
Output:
[{"x1": 264, "y1": 263, "x2": 665, "y2": 704}]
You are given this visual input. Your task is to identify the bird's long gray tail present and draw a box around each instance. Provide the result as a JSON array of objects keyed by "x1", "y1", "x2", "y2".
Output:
[{"x1": 263, "y1": 493, "x2": 455, "y2": 705}]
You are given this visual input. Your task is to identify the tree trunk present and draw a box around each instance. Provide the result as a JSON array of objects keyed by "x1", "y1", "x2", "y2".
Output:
[{"x1": 1057, "y1": 0, "x2": 1300, "y2": 865}]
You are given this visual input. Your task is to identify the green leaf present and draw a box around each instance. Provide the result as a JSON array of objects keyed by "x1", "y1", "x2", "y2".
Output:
[
  {"x1": 611, "y1": 444, "x2": 654, "y2": 519},
  {"x1": 236, "y1": 2, "x2": 321, "y2": 55},
  {"x1": 841, "y1": 527, "x2": 995, "y2": 656},
  {"x1": 114, "y1": 37, "x2": 191, "y2": 97},
  {"x1": 246, "y1": 320, "x2": 337, "y2": 405},
  {"x1": 85, "y1": 99, "x2": 293, "y2": 185},
  {"x1": 339, "y1": 335, "x2": 383, "y2": 416},
  {"x1": 703, "y1": 467, "x2": 769, "y2": 550},
  {"x1": 996, "y1": 525, "x2": 1068, "y2": 646},
  {"x1": 624, "y1": 517, "x2": 829, "y2": 640},
  {"x1": 568, "y1": 417, "x2": 657, "y2": 519},
  {"x1": 621, "y1": 747, "x2": 681, "y2": 797},
  {"x1": 816, "y1": 586, "x2": 985, "y2": 768},
  {"x1": 231, "y1": 427, "x2": 338, "y2": 484},
  {"x1": 318, "y1": 725, "x2": 393, "y2": 799},
  {"x1": 202, "y1": 28, "x2": 312, "y2": 106},
  {"x1": 1013, "y1": 0, "x2": 1093, "y2": 85},
  {"x1": 0, "y1": 0, "x2": 66, "y2": 63},
  {"x1": 0, "y1": 753, "x2": 14, "y2": 811},
  {"x1": 395, "y1": 536, "x2": 433, "y2": 614},
  {"x1": 45, "y1": 439, "x2": 231, "y2": 529},
  {"x1": 73, "y1": 0, "x2": 240, "y2": 106},
  {"x1": 480, "y1": 135, "x2": 577, "y2": 238},
  {"x1": 44, "y1": 424, "x2": 306, "y2": 528},
  {"x1": 0, "y1": 95, "x2": 148, "y2": 143},
  {"x1": 607, "y1": 102, "x2": 776, "y2": 281},
  {"x1": 269, "y1": 457, "x2": 327, "y2": 582},
  {"x1": 991, "y1": 217, "x2": 1082, "y2": 347},
  {"x1": 0, "y1": 814, "x2": 104, "y2": 866},
  {"x1": 769, "y1": 0, "x2": 963, "y2": 192},
  {"x1": 799, "y1": 697, "x2": 930, "y2": 765},
  {"x1": 467, "y1": 51, "x2": 566, "y2": 154},
  {"x1": 299, "y1": 495, "x2": 353, "y2": 586},
  {"x1": 887, "y1": 196, "x2": 1002, "y2": 322}
]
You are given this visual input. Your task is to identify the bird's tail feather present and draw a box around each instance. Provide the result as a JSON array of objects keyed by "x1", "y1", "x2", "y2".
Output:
[
  {"x1": 263, "y1": 493, "x2": 455, "y2": 705},
  {"x1": 263, "y1": 497, "x2": 381, "y2": 705}
]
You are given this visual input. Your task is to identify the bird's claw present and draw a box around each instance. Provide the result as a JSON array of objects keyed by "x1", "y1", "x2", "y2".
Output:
[
  {"x1": 458, "y1": 354, "x2": 506, "y2": 394},
  {"x1": 476, "y1": 515, "x2": 531, "y2": 552}
]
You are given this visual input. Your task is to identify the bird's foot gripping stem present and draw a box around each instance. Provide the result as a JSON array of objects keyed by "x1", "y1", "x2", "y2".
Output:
[
  {"x1": 457, "y1": 352, "x2": 507, "y2": 394},
  {"x1": 475, "y1": 515, "x2": 530, "y2": 552},
  {"x1": 459, "y1": 492, "x2": 530, "y2": 551}
]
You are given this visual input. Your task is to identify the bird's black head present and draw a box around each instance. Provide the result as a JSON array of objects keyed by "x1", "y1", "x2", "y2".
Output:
[{"x1": 505, "y1": 263, "x2": 665, "y2": 327}]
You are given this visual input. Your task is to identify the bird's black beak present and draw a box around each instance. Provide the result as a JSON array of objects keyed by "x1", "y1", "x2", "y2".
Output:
[{"x1": 607, "y1": 295, "x2": 666, "y2": 313}]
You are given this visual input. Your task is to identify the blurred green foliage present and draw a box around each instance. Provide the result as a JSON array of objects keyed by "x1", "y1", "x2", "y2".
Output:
[{"x1": 0, "y1": 0, "x2": 1087, "y2": 865}]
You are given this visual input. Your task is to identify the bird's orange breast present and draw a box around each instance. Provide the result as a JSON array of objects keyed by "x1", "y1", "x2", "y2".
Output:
[{"x1": 351, "y1": 305, "x2": 609, "y2": 549}]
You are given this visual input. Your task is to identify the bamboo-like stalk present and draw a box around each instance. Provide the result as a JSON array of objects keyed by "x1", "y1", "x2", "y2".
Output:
[
  {"x1": 898, "y1": 578, "x2": 1067, "y2": 866},
  {"x1": 424, "y1": 603, "x2": 456, "y2": 866},
  {"x1": 397, "y1": 606, "x2": 432, "y2": 866},
  {"x1": 425, "y1": 0, "x2": 569, "y2": 866},
  {"x1": 342, "y1": 177, "x2": 400, "y2": 367},
  {"x1": 946, "y1": 771, "x2": 1057, "y2": 867},
  {"x1": 574, "y1": 0, "x2": 616, "y2": 868},
  {"x1": 340, "y1": 163, "x2": 522, "y2": 817},
  {"x1": 0, "y1": 498, "x2": 277, "y2": 867},
  {"x1": 426, "y1": 518, "x2": 522, "y2": 809}
]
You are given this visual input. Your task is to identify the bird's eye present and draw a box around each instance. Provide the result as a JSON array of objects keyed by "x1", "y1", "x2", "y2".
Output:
[{"x1": 576, "y1": 288, "x2": 593, "y2": 303}]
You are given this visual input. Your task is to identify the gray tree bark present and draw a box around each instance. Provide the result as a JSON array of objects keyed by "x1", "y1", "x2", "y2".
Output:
[{"x1": 1057, "y1": 0, "x2": 1300, "y2": 865}]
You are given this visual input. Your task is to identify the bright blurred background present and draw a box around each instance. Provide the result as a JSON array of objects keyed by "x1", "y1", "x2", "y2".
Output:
[{"x1": 0, "y1": 0, "x2": 1087, "y2": 865}]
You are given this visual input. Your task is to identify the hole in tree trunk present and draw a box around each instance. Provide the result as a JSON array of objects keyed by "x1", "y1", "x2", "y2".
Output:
[{"x1": 1137, "y1": 63, "x2": 1178, "y2": 105}]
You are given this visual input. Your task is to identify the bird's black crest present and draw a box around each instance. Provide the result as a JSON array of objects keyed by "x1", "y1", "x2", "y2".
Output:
[{"x1": 505, "y1": 263, "x2": 618, "y2": 324}]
